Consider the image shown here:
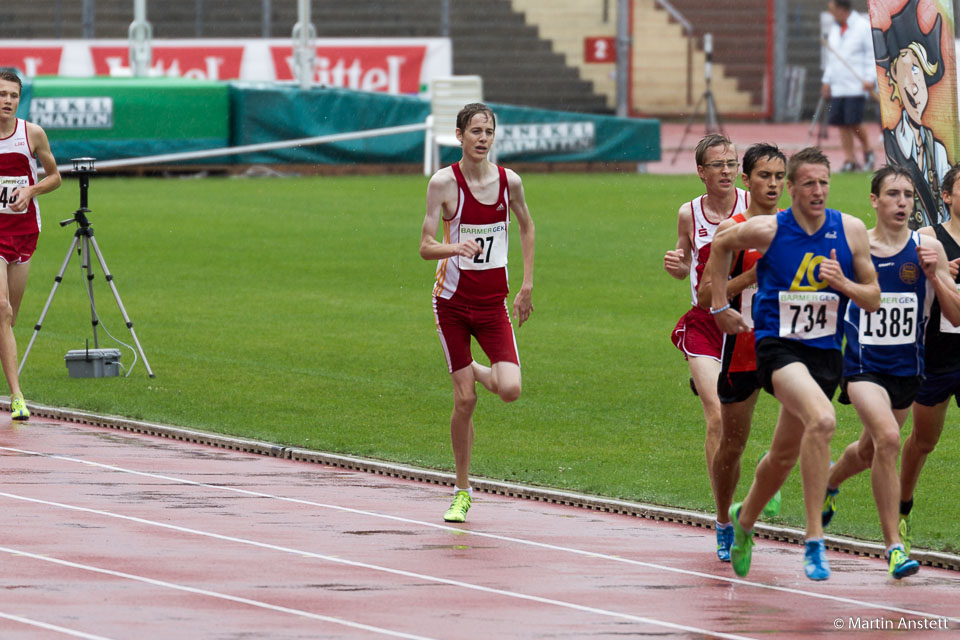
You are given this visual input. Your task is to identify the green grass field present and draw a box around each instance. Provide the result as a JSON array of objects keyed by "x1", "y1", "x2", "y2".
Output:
[{"x1": 16, "y1": 171, "x2": 958, "y2": 554}]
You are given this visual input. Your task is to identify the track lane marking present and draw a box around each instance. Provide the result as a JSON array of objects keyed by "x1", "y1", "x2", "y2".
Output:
[
  {"x1": 0, "y1": 491, "x2": 755, "y2": 640},
  {"x1": 0, "y1": 612, "x2": 116, "y2": 640},
  {"x1": 3, "y1": 445, "x2": 958, "y2": 624},
  {"x1": 0, "y1": 545, "x2": 440, "y2": 640}
]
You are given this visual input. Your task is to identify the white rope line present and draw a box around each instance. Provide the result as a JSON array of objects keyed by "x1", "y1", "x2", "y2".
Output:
[{"x1": 53, "y1": 122, "x2": 429, "y2": 173}]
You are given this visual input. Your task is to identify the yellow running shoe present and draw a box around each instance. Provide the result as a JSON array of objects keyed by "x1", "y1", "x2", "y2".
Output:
[
  {"x1": 11, "y1": 394, "x2": 29, "y2": 421},
  {"x1": 443, "y1": 490, "x2": 471, "y2": 523},
  {"x1": 887, "y1": 545, "x2": 919, "y2": 580},
  {"x1": 898, "y1": 513, "x2": 912, "y2": 555}
]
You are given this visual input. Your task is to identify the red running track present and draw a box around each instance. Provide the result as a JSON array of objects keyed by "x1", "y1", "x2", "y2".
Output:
[{"x1": 1, "y1": 415, "x2": 957, "y2": 639}]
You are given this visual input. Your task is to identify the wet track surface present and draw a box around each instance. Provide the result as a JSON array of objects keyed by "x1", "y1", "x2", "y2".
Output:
[{"x1": 1, "y1": 417, "x2": 957, "y2": 639}]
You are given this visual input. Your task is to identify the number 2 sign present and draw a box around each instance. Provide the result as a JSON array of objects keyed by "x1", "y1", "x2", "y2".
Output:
[{"x1": 584, "y1": 37, "x2": 616, "y2": 63}]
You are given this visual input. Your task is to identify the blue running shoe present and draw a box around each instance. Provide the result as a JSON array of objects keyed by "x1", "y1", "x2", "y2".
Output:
[
  {"x1": 887, "y1": 545, "x2": 919, "y2": 580},
  {"x1": 716, "y1": 522, "x2": 733, "y2": 562},
  {"x1": 822, "y1": 487, "x2": 839, "y2": 527},
  {"x1": 804, "y1": 539, "x2": 831, "y2": 581}
]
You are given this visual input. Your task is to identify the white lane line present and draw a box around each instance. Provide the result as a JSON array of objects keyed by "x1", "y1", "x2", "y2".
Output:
[
  {"x1": 3, "y1": 445, "x2": 958, "y2": 624},
  {"x1": 0, "y1": 491, "x2": 755, "y2": 640},
  {"x1": 0, "y1": 545, "x2": 439, "y2": 640},
  {"x1": 0, "y1": 612, "x2": 116, "y2": 640}
]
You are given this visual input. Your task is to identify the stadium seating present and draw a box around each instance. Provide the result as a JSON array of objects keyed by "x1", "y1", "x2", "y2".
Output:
[{"x1": 1, "y1": 0, "x2": 852, "y2": 118}]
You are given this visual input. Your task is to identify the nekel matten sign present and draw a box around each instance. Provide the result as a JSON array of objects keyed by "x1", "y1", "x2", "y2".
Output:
[
  {"x1": 29, "y1": 97, "x2": 114, "y2": 129},
  {"x1": 497, "y1": 122, "x2": 596, "y2": 156}
]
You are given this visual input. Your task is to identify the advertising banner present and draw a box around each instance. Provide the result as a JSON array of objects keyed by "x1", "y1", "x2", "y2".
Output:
[
  {"x1": 0, "y1": 38, "x2": 451, "y2": 95},
  {"x1": 869, "y1": 0, "x2": 959, "y2": 226}
]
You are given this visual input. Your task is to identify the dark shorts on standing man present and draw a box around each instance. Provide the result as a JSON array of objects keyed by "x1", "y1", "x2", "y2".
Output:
[
  {"x1": 717, "y1": 370, "x2": 761, "y2": 404},
  {"x1": 828, "y1": 96, "x2": 866, "y2": 126},
  {"x1": 756, "y1": 337, "x2": 842, "y2": 400},
  {"x1": 914, "y1": 368, "x2": 960, "y2": 408},
  {"x1": 838, "y1": 373, "x2": 924, "y2": 411}
]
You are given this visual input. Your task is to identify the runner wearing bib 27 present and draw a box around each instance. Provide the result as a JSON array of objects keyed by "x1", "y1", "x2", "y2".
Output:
[
  {"x1": 821, "y1": 167, "x2": 960, "y2": 579},
  {"x1": 709, "y1": 147, "x2": 879, "y2": 582},
  {"x1": 420, "y1": 103, "x2": 535, "y2": 524}
]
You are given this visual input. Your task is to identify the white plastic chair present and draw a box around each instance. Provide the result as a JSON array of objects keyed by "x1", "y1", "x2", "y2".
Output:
[{"x1": 423, "y1": 75, "x2": 495, "y2": 176}]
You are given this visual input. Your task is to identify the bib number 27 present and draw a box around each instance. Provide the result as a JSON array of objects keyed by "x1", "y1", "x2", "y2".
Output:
[{"x1": 472, "y1": 236, "x2": 495, "y2": 265}]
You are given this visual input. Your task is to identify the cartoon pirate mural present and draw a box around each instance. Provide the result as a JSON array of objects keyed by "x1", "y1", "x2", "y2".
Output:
[{"x1": 870, "y1": 0, "x2": 960, "y2": 227}]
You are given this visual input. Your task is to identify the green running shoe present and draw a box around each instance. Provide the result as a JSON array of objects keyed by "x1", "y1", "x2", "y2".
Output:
[
  {"x1": 729, "y1": 502, "x2": 754, "y2": 577},
  {"x1": 898, "y1": 513, "x2": 912, "y2": 555},
  {"x1": 443, "y1": 490, "x2": 471, "y2": 523},
  {"x1": 762, "y1": 490, "x2": 782, "y2": 518},
  {"x1": 10, "y1": 394, "x2": 29, "y2": 421},
  {"x1": 887, "y1": 545, "x2": 919, "y2": 580},
  {"x1": 822, "y1": 487, "x2": 839, "y2": 527},
  {"x1": 758, "y1": 452, "x2": 781, "y2": 518}
]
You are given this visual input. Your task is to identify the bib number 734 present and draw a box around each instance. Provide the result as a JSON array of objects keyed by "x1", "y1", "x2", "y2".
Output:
[{"x1": 778, "y1": 291, "x2": 839, "y2": 340}]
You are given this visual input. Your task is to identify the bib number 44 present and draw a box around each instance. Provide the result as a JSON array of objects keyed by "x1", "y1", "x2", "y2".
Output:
[{"x1": 0, "y1": 176, "x2": 29, "y2": 214}]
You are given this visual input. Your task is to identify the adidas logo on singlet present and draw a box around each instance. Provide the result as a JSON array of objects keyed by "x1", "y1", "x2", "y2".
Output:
[{"x1": 497, "y1": 203, "x2": 505, "y2": 211}]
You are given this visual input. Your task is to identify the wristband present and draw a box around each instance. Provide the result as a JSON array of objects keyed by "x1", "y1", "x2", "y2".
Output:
[{"x1": 710, "y1": 303, "x2": 731, "y2": 315}]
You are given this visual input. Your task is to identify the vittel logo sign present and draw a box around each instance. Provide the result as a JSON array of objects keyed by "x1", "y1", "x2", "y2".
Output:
[
  {"x1": 89, "y1": 47, "x2": 245, "y2": 80},
  {"x1": 270, "y1": 46, "x2": 427, "y2": 93}
]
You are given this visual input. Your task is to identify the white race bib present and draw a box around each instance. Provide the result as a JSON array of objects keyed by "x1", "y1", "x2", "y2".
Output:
[
  {"x1": 940, "y1": 283, "x2": 960, "y2": 334},
  {"x1": 860, "y1": 292, "x2": 917, "y2": 345},
  {"x1": 740, "y1": 284, "x2": 756, "y2": 330},
  {"x1": 459, "y1": 222, "x2": 507, "y2": 271},
  {"x1": 0, "y1": 176, "x2": 29, "y2": 214},
  {"x1": 778, "y1": 291, "x2": 839, "y2": 340}
]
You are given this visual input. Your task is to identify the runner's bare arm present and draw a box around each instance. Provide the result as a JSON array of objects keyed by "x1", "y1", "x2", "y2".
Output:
[
  {"x1": 696, "y1": 218, "x2": 756, "y2": 310},
  {"x1": 664, "y1": 202, "x2": 693, "y2": 279},
  {"x1": 708, "y1": 215, "x2": 777, "y2": 333},
  {"x1": 420, "y1": 169, "x2": 481, "y2": 261},
  {"x1": 920, "y1": 226, "x2": 960, "y2": 278},
  {"x1": 507, "y1": 169, "x2": 535, "y2": 327},
  {"x1": 917, "y1": 236, "x2": 960, "y2": 326},
  {"x1": 9, "y1": 122, "x2": 61, "y2": 212},
  {"x1": 822, "y1": 215, "x2": 880, "y2": 312}
]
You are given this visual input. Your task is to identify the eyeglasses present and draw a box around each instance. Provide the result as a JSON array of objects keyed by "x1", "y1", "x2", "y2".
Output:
[{"x1": 702, "y1": 160, "x2": 740, "y2": 170}]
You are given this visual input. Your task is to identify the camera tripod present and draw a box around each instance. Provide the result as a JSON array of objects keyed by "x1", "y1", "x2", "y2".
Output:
[
  {"x1": 18, "y1": 158, "x2": 155, "y2": 378},
  {"x1": 671, "y1": 33, "x2": 724, "y2": 165}
]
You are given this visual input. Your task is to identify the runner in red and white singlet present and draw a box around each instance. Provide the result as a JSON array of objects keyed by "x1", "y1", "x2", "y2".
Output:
[
  {"x1": 696, "y1": 144, "x2": 786, "y2": 563},
  {"x1": 420, "y1": 103, "x2": 535, "y2": 524},
  {"x1": 662, "y1": 134, "x2": 747, "y2": 555},
  {"x1": 0, "y1": 70, "x2": 61, "y2": 421},
  {"x1": 432, "y1": 162, "x2": 511, "y2": 306},
  {"x1": 0, "y1": 118, "x2": 42, "y2": 236}
]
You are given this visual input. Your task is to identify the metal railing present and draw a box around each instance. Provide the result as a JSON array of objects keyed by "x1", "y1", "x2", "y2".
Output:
[{"x1": 654, "y1": 0, "x2": 695, "y2": 106}]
